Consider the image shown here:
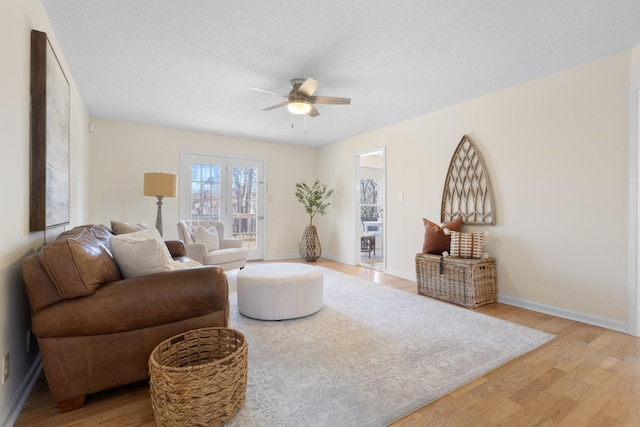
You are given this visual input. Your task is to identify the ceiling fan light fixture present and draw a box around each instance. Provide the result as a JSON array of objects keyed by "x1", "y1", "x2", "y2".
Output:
[{"x1": 287, "y1": 100, "x2": 311, "y2": 115}]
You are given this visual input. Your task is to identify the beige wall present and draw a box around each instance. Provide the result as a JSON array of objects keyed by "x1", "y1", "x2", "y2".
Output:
[
  {"x1": 319, "y1": 50, "x2": 632, "y2": 331},
  {"x1": 87, "y1": 118, "x2": 317, "y2": 257},
  {"x1": 2, "y1": 0, "x2": 638, "y2": 417},
  {"x1": 1, "y1": 0, "x2": 90, "y2": 422},
  {"x1": 631, "y1": 46, "x2": 640, "y2": 84}
]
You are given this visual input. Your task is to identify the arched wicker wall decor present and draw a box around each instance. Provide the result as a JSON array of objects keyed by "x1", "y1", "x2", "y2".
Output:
[{"x1": 441, "y1": 135, "x2": 495, "y2": 225}]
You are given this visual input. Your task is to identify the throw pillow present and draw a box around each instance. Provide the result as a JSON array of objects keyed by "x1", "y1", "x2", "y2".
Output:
[
  {"x1": 88, "y1": 224, "x2": 114, "y2": 247},
  {"x1": 110, "y1": 220, "x2": 152, "y2": 235},
  {"x1": 39, "y1": 229, "x2": 122, "y2": 298},
  {"x1": 109, "y1": 228, "x2": 174, "y2": 278},
  {"x1": 449, "y1": 231, "x2": 485, "y2": 259},
  {"x1": 422, "y1": 217, "x2": 462, "y2": 255},
  {"x1": 195, "y1": 225, "x2": 220, "y2": 251}
]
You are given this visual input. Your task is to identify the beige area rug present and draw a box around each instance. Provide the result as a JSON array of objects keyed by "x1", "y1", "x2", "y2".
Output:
[{"x1": 224, "y1": 268, "x2": 553, "y2": 427}]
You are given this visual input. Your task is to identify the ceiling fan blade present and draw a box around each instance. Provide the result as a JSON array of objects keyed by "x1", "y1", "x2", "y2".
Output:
[
  {"x1": 307, "y1": 105, "x2": 319, "y2": 117},
  {"x1": 251, "y1": 87, "x2": 288, "y2": 98},
  {"x1": 262, "y1": 101, "x2": 288, "y2": 111},
  {"x1": 310, "y1": 96, "x2": 351, "y2": 105},
  {"x1": 297, "y1": 78, "x2": 319, "y2": 97}
]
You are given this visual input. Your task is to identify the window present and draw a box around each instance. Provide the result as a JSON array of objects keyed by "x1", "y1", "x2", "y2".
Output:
[
  {"x1": 191, "y1": 164, "x2": 221, "y2": 220},
  {"x1": 360, "y1": 178, "x2": 382, "y2": 222}
]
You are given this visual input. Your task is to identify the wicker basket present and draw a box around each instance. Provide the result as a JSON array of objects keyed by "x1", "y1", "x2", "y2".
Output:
[
  {"x1": 149, "y1": 327, "x2": 248, "y2": 427},
  {"x1": 415, "y1": 253, "x2": 497, "y2": 309}
]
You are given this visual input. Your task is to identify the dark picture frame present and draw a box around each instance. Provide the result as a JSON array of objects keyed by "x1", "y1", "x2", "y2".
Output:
[{"x1": 30, "y1": 30, "x2": 70, "y2": 232}]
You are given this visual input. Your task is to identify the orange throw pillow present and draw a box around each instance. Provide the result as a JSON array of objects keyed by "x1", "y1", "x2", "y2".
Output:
[{"x1": 422, "y1": 217, "x2": 462, "y2": 255}]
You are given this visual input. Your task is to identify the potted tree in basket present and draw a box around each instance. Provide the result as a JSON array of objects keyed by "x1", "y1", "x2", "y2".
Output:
[{"x1": 295, "y1": 180, "x2": 334, "y2": 261}]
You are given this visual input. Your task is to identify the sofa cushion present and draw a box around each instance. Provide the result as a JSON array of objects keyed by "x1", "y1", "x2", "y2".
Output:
[
  {"x1": 195, "y1": 225, "x2": 220, "y2": 251},
  {"x1": 87, "y1": 224, "x2": 115, "y2": 249},
  {"x1": 204, "y1": 247, "x2": 249, "y2": 265},
  {"x1": 422, "y1": 217, "x2": 462, "y2": 255},
  {"x1": 59, "y1": 224, "x2": 115, "y2": 251},
  {"x1": 39, "y1": 229, "x2": 122, "y2": 299}
]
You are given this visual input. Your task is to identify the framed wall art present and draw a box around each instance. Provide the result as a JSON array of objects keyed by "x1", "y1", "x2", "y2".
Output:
[
  {"x1": 441, "y1": 135, "x2": 496, "y2": 225},
  {"x1": 30, "y1": 30, "x2": 70, "y2": 232}
]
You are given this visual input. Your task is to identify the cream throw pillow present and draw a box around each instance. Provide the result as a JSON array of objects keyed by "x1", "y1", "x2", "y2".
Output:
[
  {"x1": 109, "y1": 228, "x2": 174, "y2": 278},
  {"x1": 449, "y1": 231, "x2": 485, "y2": 259},
  {"x1": 195, "y1": 225, "x2": 220, "y2": 251}
]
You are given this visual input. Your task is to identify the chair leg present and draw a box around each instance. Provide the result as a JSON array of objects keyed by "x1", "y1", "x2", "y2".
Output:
[{"x1": 58, "y1": 395, "x2": 85, "y2": 413}]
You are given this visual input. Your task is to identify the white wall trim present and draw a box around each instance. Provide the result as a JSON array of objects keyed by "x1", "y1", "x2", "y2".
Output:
[
  {"x1": 0, "y1": 355, "x2": 42, "y2": 427},
  {"x1": 262, "y1": 254, "x2": 303, "y2": 261},
  {"x1": 499, "y1": 295, "x2": 628, "y2": 334},
  {"x1": 384, "y1": 269, "x2": 416, "y2": 281},
  {"x1": 385, "y1": 270, "x2": 629, "y2": 333},
  {"x1": 264, "y1": 256, "x2": 631, "y2": 334},
  {"x1": 318, "y1": 254, "x2": 346, "y2": 263},
  {"x1": 628, "y1": 85, "x2": 640, "y2": 337},
  {"x1": 377, "y1": 270, "x2": 629, "y2": 333},
  {"x1": 379, "y1": 267, "x2": 629, "y2": 333}
]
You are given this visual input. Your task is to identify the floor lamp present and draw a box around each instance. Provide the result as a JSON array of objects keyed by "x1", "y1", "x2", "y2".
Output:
[{"x1": 143, "y1": 172, "x2": 177, "y2": 237}]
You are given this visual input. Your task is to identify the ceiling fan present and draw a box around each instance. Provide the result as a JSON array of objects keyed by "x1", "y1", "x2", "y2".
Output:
[{"x1": 251, "y1": 78, "x2": 350, "y2": 117}]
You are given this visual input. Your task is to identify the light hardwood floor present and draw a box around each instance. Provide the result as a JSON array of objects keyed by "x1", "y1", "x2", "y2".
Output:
[{"x1": 15, "y1": 258, "x2": 640, "y2": 426}]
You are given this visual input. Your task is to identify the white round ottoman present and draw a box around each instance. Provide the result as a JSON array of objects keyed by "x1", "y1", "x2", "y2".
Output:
[{"x1": 237, "y1": 263, "x2": 323, "y2": 320}]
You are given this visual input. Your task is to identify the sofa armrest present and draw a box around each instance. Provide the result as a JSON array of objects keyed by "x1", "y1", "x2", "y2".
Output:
[
  {"x1": 219, "y1": 238, "x2": 244, "y2": 250},
  {"x1": 32, "y1": 266, "x2": 229, "y2": 337},
  {"x1": 184, "y1": 242, "x2": 207, "y2": 263},
  {"x1": 165, "y1": 240, "x2": 186, "y2": 258}
]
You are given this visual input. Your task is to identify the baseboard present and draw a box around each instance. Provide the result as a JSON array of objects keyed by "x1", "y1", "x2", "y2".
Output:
[
  {"x1": 0, "y1": 354, "x2": 42, "y2": 426},
  {"x1": 319, "y1": 254, "x2": 342, "y2": 263},
  {"x1": 498, "y1": 294, "x2": 628, "y2": 334},
  {"x1": 262, "y1": 254, "x2": 301, "y2": 261},
  {"x1": 258, "y1": 257, "x2": 628, "y2": 334},
  {"x1": 383, "y1": 269, "x2": 415, "y2": 281},
  {"x1": 367, "y1": 269, "x2": 628, "y2": 334},
  {"x1": 263, "y1": 254, "x2": 351, "y2": 264}
]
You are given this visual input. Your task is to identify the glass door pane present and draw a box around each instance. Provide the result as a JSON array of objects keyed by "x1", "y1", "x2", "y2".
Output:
[
  {"x1": 191, "y1": 163, "x2": 221, "y2": 220},
  {"x1": 230, "y1": 165, "x2": 258, "y2": 251},
  {"x1": 180, "y1": 152, "x2": 265, "y2": 261}
]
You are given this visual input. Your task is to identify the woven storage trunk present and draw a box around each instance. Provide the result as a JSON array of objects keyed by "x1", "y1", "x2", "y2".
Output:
[
  {"x1": 149, "y1": 327, "x2": 248, "y2": 427},
  {"x1": 415, "y1": 253, "x2": 497, "y2": 308}
]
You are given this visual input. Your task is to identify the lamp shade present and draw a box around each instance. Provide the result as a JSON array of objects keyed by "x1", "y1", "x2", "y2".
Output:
[{"x1": 143, "y1": 173, "x2": 177, "y2": 197}]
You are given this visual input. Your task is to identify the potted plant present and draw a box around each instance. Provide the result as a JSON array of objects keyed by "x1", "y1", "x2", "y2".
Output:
[{"x1": 295, "y1": 180, "x2": 334, "y2": 261}]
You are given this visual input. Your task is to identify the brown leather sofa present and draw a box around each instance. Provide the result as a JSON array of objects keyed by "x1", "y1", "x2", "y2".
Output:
[{"x1": 22, "y1": 224, "x2": 230, "y2": 412}]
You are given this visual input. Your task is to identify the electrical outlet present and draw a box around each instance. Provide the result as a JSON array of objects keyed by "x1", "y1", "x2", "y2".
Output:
[{"x1": 2, "y1": 354, "x2": 9, "y2": 384}]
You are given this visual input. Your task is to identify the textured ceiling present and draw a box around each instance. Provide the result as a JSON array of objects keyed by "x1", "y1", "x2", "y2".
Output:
[{"x1": 41, "y1": 1, "x2": 640, "y2": 147}]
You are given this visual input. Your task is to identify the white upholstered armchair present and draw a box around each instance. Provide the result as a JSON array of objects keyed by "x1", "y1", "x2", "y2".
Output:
[{"x1": 177, "y1": 220, "x2": 248, "y2": 271}]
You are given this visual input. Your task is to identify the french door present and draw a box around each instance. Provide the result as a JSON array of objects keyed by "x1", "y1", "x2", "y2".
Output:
[{"x1": 179, "y1": 152, "x2": 265, "y2": 260}]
